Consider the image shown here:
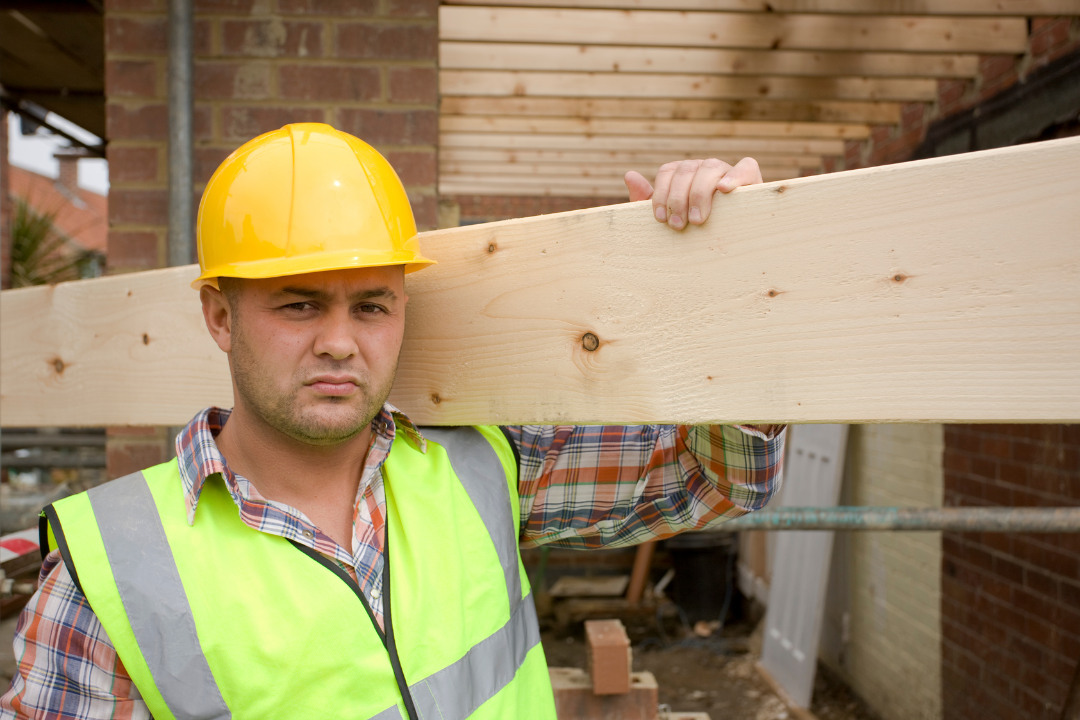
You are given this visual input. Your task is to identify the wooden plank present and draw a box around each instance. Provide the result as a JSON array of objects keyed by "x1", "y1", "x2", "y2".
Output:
[
  {"x1": 442, "y1": 0, "x2": 1080, "y2": 14},
  {"x1": 439, "y1": 116, "x2": 871, "y2": 140},
  {"x1": 439, "y1": 7, "x2": 1029, "y2": 53},
  {"x1": 440, "y1": 71, "x2": 939, "y2": 102},
  {"x1": 440, "y1": 132, "x2": 848, "y2": 155},
  {"x1": 441, "y1": 150, "x2": 826, "y2": 167},
  {"x1": 440, "y1": 97, "x2": 903, "y2": 124},
  {"x1": 439, "y1": 169, "x2": 801, "y2": 195},
  {"x1": 3, "y1": 137, "x2": 1079, "y2": 427},
  {"x1": 441, "y1": 42, "x2": 980, "y2": 78},
  {"x1": 439, "y1": 162, "x2": 815, "y2": 178}
]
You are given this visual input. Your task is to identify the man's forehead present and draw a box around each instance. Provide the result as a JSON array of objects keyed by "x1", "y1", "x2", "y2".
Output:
[{"x1": 254, "y1": 266, "x2": 405, "y2": 297}]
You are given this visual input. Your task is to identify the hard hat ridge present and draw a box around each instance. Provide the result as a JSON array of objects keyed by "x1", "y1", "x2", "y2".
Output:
[{"x1": 193, "y1": 123, "x2": 435, "y2": 289}]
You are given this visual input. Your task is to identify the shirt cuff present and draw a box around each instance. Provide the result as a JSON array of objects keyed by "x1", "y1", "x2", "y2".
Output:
[{"x1": 735, "y1": 424, "x2": 786, "y2": 441}]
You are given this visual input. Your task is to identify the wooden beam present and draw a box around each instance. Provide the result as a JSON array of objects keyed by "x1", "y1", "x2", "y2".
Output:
[
  {"x1": 440, "y1": 132, "x2": 848, "y2": 155},
  {"x1": 440, "y1": 148, "x2": 828, "y2": 167},
  {"x1": 439, "y1": 7, "x2": 1029, "y2": 53},
  {"x1": 440, "y1": 42, "x2": 980, "y2": 79},
  {"x1": 440, "y1": 97, "x2": 904, "y2": 125},
  {"x1": 440, "y1": 71, "x2": 939, "y2": 102},
  {"x1": 439, "y1": 170, "x2": 803, "y2": 196},
  {"x1": 4, "y1": 137, "x2": 1078, "y2": 427},
  {"x1": 439, "y1": 116, "x2": 871, "y2": 140},
  {"x1": 442, "y1": 0, "x2": 1080, "y2": 14}
]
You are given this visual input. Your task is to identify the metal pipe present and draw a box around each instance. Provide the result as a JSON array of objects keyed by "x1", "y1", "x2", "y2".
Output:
[
  {"x1": 167, "y1": 0, "x2": 194, "y2": 268},
  {"x1": 718, "y1": 507, "x2": 1080, "y2": 532}
]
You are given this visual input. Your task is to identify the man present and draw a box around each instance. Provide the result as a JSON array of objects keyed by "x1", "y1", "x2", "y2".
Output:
[{"x1": 2, "y1": 124, "x2": 784, "y2": 719}]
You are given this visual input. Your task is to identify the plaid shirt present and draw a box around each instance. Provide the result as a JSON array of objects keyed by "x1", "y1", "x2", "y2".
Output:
[{"x1": 1, "y1": 406, "x2": 784, "y2": 719}]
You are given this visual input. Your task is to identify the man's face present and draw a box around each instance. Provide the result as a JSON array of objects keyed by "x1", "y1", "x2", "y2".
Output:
[{"x1": 215, "y1": 266, "x2": 407, "y2": 446}]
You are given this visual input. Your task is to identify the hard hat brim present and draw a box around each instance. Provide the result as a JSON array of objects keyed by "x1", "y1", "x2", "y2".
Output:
[{"x1": 191, "y1": 250, "x2": 436, "y2": 290}]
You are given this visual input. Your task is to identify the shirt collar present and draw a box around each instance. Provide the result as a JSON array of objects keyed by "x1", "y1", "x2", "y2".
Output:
[{"x1": 174, "y1": 403, "x2": 426, "y2": 526}]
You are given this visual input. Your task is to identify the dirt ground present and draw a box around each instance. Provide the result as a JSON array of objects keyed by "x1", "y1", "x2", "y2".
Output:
[{"x1": 542, "y1": 619, "x2": 881, "y2": 720}]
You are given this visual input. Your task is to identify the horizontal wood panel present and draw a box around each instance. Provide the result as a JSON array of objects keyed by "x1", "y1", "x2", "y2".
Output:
[
  {"x1": 440, "y1": 97, "x2": 904, "y2": 124},
  {"x1": 440, "y1": 132, "x2": 848, "y2": 155},
  {"x1": 440, "y1": 148, "x2": 827, "y2": 166},
  {"x1": 440, "y1": 71, "x2": 939, "y2": 102},
  {"x1": 439, "y1": 115, "x2": 871, "y2": 139},
  {"x1": 442, "y1": 0, "x2": 1080, "y2": 14},
  {"x1": 440, "y1": 7, "x2": 1028, "y2": 53},
  {"x1": 439, "y1": 182, "x2": 631, "y2": 197},
  {"x1": 4, "y1": 137, "x2": 1079, "y2": 426},
  {"x1": 441, "y1": 42, "x2": 980, "y2": 78},
  {"x1": 440, "y1": 161, "x2": 820, "y2": 176},
  {"x1": 440, "y1": 169, "x2": 801, "y2": 194}
]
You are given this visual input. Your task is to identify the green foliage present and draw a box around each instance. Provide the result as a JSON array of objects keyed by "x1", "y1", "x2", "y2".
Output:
[{"x1": 9, "y1": 196, "x2": 94, "y2": 287}]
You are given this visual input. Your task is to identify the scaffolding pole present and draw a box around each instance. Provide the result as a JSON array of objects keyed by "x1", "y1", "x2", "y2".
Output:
[{"x1": 719, "y1": 507, "x2": 1080, "y2": 532}]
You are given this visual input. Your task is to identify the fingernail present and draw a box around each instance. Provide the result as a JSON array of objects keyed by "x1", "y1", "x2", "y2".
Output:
[
  {"x1": 668, "y1": 215, "x2": 682, "y2": 228},
  {"x1": 655, "y1": 206, "x2": 667, "y2": 222},
  {"x1": 689, "y1": 207, "x2": 701, "y2": 223}
]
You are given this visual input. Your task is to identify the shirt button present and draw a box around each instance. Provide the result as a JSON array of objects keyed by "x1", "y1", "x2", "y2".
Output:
[
  {"x1": 370, "y1": 589, "x2": 380, "y2": 599},
  {"x1": 301, "y1": 529, "x2": 314, "y2": 540}
]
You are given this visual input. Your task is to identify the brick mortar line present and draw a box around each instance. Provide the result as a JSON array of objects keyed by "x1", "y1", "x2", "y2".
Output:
[
  {"x1": 942, "y1": 570, "x2": 1080, "y2": 643},
  {"x1": 941, "y1": 612, "x2": 1079, "y2": 668},
  {"x1": 946, "y1": 538, "x2": 1080, "y2": 579}
]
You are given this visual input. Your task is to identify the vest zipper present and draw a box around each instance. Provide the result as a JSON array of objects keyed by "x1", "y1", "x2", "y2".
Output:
[{"x1": 287, "y1": 525, "x2": 420, "y2": 720}]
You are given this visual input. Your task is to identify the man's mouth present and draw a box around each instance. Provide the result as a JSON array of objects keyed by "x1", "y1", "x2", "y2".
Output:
[{"x1": 306, "y1": 375, "x2": 361, "y2": 397}]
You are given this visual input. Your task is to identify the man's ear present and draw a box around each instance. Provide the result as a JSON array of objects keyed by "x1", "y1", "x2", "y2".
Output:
[{"x1": 201, "y1": 284, "x2": 233, "y2": 353}]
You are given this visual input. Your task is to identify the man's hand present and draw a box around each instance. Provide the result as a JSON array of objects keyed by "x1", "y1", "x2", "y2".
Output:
[{"x1": 624, "y1": 157, "x2": 763, "y2": 230}]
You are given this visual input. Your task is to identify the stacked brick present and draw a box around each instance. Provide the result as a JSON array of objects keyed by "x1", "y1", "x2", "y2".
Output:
[
  {"x1": 103, "y1": 0, "x2": 438, "y2": 477},
  {"x1": 941, "y1": 425, "x2": 1080, "y2": 719}
]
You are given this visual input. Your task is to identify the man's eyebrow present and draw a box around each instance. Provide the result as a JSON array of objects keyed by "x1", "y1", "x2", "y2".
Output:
[{"x1": 275, "y1": 286, "x2": 397, "y2": 301}]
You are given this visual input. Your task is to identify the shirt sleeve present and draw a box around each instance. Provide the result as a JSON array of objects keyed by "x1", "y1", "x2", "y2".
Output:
[
  {"x1": 504, "y1": 424, "x2": 786, "y2": 549},
  {"x1": 0, "y1": 551, "x2": 149, "y2": 720}
]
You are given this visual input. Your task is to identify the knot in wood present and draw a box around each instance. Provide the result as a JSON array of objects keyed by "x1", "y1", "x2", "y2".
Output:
[
  {"x1": 487, "y1": 243, "x2": 496, "y2": 253},
  {"x1": 142, "y1": 334, "x2": 150, "y2": 345},
  {"x1": 581, "y1": 333, "x2": 600, "y2": 352},
  {"x1": 430, "y1": 393, "x2": 442, "y2": 405},
  {"x1": 51, "y1": 357, "x2": 65, "y2": 374}
]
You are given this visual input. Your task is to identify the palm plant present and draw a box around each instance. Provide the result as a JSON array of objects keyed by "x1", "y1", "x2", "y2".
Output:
[{"x1": 9, "y1": 196, "x2": 92, "y2": 287}]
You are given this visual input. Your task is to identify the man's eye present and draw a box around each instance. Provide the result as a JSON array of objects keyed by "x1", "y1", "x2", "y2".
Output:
[
  {"x1": 359, "y1": 303, "x2": 386, "y2": 314},
  {"x1": 284, "y1": 302, "x2": 314, "y2": 311}
]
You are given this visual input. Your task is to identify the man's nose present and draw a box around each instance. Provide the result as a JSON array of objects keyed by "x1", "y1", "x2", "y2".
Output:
[{"x1": 312, "y1": 314, "x2": 359, "y2": 360}]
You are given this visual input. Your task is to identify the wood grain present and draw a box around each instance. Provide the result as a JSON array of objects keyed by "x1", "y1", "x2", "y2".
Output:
[
  {"x1": 440, "y1": 71, "x2": 939, "y2": 103},
  {"x1": 440, "y1": 151, "x2": 825, "y2": 168},
  {"x1": 442, "y1": 0, "x2": 1080, "y2": 14},
  {"x1": 3, "y1": 137, "x2": 1079, "y2": 427},
  {"x1": 439, "y1": 169, "x2": 801, "y2": 196},
  {"x1": 440, "y1": 132, "x2": 847, "y2": 155},
  {"x1": 439, "y1": 7, "x2": 1028, "y2": 53},
  {"x1": 439, "y1": 116, "x2": 871, "y2": 140},
  {"x1": 439, "y1": 97, "x2": 903, "y2": 125},
  {"x1": 441, "y1": 42, "x2": 980, "y2": 78}
]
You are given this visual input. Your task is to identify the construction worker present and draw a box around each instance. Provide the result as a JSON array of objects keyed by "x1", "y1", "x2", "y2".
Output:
[{"x1": 1, "y1": 124, "x2": 784, "y2": 720}]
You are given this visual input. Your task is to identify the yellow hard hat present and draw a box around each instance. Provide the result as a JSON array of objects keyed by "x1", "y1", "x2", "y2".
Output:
[{"x1": 194, "y1": 123, "x2": 434, "y2": 288}]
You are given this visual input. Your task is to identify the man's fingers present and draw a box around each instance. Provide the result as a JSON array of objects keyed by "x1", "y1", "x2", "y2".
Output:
[
  {"x1": 662, "y1": 160, "x2": 703, "y2": 229},
  {"x1": 717, "y1": 157, "x2": 764, "y2": 193},
  {"x1": 624, "y1": 171, "x2": 654, "y2": 202},
  {"x1": 687, "y1": 158, "x2": 732, "y2": 225},
  {"x1": 650, "y1": 161, "x2": 682, "y2": 223}
]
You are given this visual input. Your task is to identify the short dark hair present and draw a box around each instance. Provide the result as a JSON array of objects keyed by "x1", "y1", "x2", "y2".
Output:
[{"x1": 217, "y1": 276, "x2": 243, "y2": 313}]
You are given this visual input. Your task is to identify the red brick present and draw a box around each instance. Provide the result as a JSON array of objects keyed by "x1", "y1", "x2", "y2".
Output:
[
  {"x1": 384, "y1": 151, "x2": 435, "y2": 186},
  {"x1": 221, "y1": 106, "x2": 325, "y2": 141},
  {"x1": 550, "y1": 667, "x2": 657, "y2": 720},
  {"x1": 195, "y1": 147, "x2": 235, "y2": 184},
  {"x1": 409, "y1": 192, "x2": 436, "y2": 230},
  {"x1": 105, "y1": 0, "x2": 165, "y2": 9},
  {"x1": 1030, "y1": 18, "x2": 1071, "y2": 57},
  {"x1": 387, "y1": 0, "x2": 438, "y2": 17},
  {"x1": 193, "y1": 0, "x2": 254, "y2": 11},
  {"x1": 109, "y1": 189, "x2": 168, "y2": 226},
  {"x1": 107, "y1": 426, "x2": 162, "y2": 437},
  {"x1": 107, "y1": 146, "x2": 160, "y2": 183},
  {"x1": 106, "y1": 60, "x2": 158, "y2": 98},
  {"x1": 279, "y1": 0, "x2": 377, "y2": 14},
  {"x1": 388, "y1": 67, "x2": 437, "y2": 104},
  {"x1": 108, "y1": 103, "x2": 211, "y2": 141},
  {"x1": 222, "y1": 20, "x2": 323, "y2": 58},
  {"x1": 107, "y1": 231, "x2": 160, "y2": 271},
  {"x1": 107, "y1": 440, "x2": 168, "y2": 479},
  {"x1": 106, "y1": 17, "x2": 167, "y2": 56},
  {"x1": 278, "y1": 65, "x2": 381, "y2": 101},
  {"x1": 337, "y1": 108, "x2": 436, "y2": 146},
  {"x1": 337, "y1": 22, "x2": 437, "y2": 60},
  {"x1": 195, "y1": 62, "x2": 271, "y2": 100},
  {"x1": 585, "y1": 619, "x2": 631, "y2": 695}
]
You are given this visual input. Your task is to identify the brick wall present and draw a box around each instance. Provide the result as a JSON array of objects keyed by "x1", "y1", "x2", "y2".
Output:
[
  {"x1": 822, "y1": 17, "x2": 1080, "y2": 173},
  {"x1": 820, "y1": 425, "x2": 944, "y2": 720},
  {"x1": 104, "y1": 0, "x2": 438, "y2": 476},
  {"x1": 941, "y1": 425, "x2": 1080, "y2": 719}
]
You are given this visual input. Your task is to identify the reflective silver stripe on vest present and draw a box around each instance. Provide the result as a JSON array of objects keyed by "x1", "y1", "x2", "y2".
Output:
[
  {"x1": 370, "y1": 704, "x2": 404, "y2": 720},
  {"x1": 88, "y1": 472, "x2": 232, "y2": 720},
  {"x1": 409, "y1": 591, "x2": 541, "y2": 720},
  {"x1": 420, "y1": 427, "x2": 522, "y2": 615}
]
